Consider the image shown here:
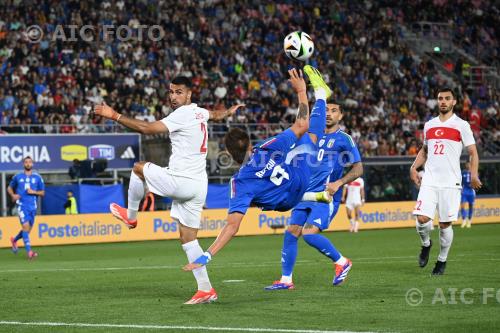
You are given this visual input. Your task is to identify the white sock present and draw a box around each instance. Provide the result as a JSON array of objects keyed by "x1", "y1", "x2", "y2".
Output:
[
  {"x1": 182, "y1": 239, "x2": 212, "y2": 292},
  {"x1": 335, "y1": 256, "x2": 347, "y2": 266},
  {"x1": 127, "y1": 171, "x2": 144, "y2": 220},
  {"x1": 416, "y1": 220, "x2": 431, "y2": 247},
  {"x1": 314, "y1": 87, "x2": 326, "y2": 100},
  {"x1": 280, "y1": 275, "x2": 293, "y2": 284},
  {"x1": 438, "y1": 226, "x2": 453, "y2": 262},
  {"x1": 349, "y1": 219, "x2": 355, "y2": 226}
]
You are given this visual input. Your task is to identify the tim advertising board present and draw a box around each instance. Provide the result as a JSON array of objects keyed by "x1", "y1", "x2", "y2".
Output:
[{"x1": 0, "y1": 134, "x2": 140, "y2": 171}]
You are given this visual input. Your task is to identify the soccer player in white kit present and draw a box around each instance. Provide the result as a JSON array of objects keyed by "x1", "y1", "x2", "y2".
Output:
[
  {"x1": 94, "y1": 76, "x2": 243, "y2": 303},
  {"x1": 342, "y1": 177, "x2": 365, "y2": 232},
  {"x1": 410, "y1": 88, "x2": 481, "y2": 275}
]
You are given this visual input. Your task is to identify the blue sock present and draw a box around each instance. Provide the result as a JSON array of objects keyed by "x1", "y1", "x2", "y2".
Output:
[
  {"x1": 468, "y1": 205, "x2": 473, "y2": 219},
  {"x1": 281, "y1": 231, "x2": 298, "y2": 277},
  {"x1": 303, "y1": 234, "x2": 341, "y2": 262},
  {"x1": 14, "y1": 230, "x2": 23, "y2": 242},
  {"x1": 461, "y1": 207, "x2": 466, "y2": 220},
  {"x1": 22, "y1": 231, "x2": 31, "y2": 252},
  {"x1": 308, "y1": 99, "x2": 326, "y2": 138}
]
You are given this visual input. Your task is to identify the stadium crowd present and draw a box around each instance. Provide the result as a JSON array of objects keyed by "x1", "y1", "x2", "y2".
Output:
[
  {"x1": 0, "y1": 0, "x2": 498, "y2": 157},
  {"x1": 403, "y1": 0, "x2": 498, "y2": 68}
]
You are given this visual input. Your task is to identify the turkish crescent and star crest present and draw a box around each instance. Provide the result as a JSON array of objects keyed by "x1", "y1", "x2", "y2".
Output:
[{"x1": 435, "y1": 129, "x2": 444, "y2": 137}]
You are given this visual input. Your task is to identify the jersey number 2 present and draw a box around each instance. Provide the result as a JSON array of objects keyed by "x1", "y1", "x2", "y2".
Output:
[
  {"x1": 200, "y1": 123, "x2": 208, "y2": 153},
  {"x1": 270, "y1": 165, "x2": 290, "y2": 186}
]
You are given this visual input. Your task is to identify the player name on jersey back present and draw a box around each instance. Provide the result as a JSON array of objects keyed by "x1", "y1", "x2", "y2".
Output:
[
  {"x1": 161, "y1": 103, "x2": 209, "y2": 180},
  {"x1": 421, "y1": 114, "x2": 475, "y2": 188}
]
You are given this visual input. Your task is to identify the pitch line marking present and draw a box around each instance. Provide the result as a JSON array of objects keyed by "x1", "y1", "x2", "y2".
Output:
[
  {"x1": 0, "y1": 321, "x2": 376, "y2": 333},
  {"x1": 223, "y1": 279, "x2": 246, "y2": 283},
  {"x1": 0, "y1": 255, "x2": 497, "y2": 274}
]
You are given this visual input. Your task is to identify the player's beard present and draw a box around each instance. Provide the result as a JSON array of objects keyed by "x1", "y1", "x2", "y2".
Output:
[
  {"x1": 170, "y1": 97, "x2": 189, "y2": 110},
  {"x1": 439, "y1": 105, "x2": 453, "y2": 115},
  {"x1": 326, "y1": 118, "x2": 336, "y2": 129},
  {"x1": 24, "y1": 165, "x2": 32, "y2": 171}
]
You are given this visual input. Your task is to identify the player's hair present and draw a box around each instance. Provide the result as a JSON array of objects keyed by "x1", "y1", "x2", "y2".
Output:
[
  {"x1": 23, "y1": 156, "x2": 32, "y2": 161},
  {"x1": 224, "y1": 128, "x2": 250, "y2": 164},
  {"x1": 437, "y1": 87, "x2": 456, "y2": 100},
  {"x1": 171, "y1": 76, "x2": 192, "y2": 89},
  {"x1": 336, "y1": 102, "x2": 344, "y2": 114}
]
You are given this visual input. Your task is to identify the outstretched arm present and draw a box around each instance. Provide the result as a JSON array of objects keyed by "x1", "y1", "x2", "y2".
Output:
[
  {"x1": 209, "y1": 104, "x2": 246, "y2": 121},
  {"x1": 183, "y1": 212, "x2": 245, "y2": 271},
  {"x1": 328, "y1": 162, "x2": 364, "y2": 196},
  {"x1": 288, "y1": 69, "x2": 310, "y2": 139},
  {"x1": 94, "y1": 102, "x2": 168, "y2": 135}
]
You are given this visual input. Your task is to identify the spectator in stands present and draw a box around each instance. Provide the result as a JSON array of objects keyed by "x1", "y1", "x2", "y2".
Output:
[
  {"x1": 68, "y1": 159, "x2": 81, "y2": 180},
  {"x1": 407, "y1": 140, "x2": 418, "y2": 156},
  {"x1": 0, "y1": 0, "x2": 497, "y2": 157}
]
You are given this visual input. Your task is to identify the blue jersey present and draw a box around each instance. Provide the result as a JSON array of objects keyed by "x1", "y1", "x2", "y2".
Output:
[
  {"x1": 291, "y1": 130, "x2": 361, "y2": 230},
  {"x1": 461, "y1": 170, "x2": 475, "y2": 204},
  {"x1": 229, "y1": 129, "x2": 316, "y2": 214},
  {"x1": 461, "y1": 170, "x2": 475, "y2": 196},
  {"x1": 9, "y1": 172, "x2": 45, "y2": 211},
  {"x1": 299, "y1": 130, "x2": 361, "y2": 203}
]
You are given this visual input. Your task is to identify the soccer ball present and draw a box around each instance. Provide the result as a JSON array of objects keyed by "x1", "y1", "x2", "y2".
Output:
[{"x1": 283, "y1": 31, "x2": 314, "y2": 61}]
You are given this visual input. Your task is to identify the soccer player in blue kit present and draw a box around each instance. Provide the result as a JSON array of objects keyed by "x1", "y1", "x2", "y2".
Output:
[
  {"x1": 460, "y1": 161, "x2": 475, "y2": 228},
  {"x1": 7, "y1": 156, "x2": 45, "y2": 259},
  {"x1": 265, "y1": 102, "x2": 363, "y2": 290},
  {"x1": 183, "y1": 66, "x2": 331, "y2": 273}
]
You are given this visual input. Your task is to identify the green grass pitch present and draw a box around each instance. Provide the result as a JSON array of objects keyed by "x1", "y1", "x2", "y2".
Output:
[{"x1": 0, "y1": 224, "x2": 499, "y2": 333}]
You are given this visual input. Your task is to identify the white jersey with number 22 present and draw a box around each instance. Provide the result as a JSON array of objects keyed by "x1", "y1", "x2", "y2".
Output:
[{"x1": 421, "y1": 114, "x2": 475, "y2": 189}]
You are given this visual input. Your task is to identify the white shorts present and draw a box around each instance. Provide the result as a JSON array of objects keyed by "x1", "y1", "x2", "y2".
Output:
[
  {"x1": 413, "y1": 186, "x2": 461, "y2": 222},
  {"x1": 346, "y1": 200, "x2": 362, "y2": 211},
  {"x1": 143, "y1": 163, "x2": 207, "y2": 229}
]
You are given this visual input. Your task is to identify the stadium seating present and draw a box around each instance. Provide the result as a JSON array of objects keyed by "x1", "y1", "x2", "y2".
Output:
[{"x1": 0, "y1": 0, "x2": 497, "y2": 156}]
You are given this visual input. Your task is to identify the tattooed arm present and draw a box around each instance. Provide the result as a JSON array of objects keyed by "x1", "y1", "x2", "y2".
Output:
[{"x1": 288, "y1": 68, "x2": 310, "y2": 139}]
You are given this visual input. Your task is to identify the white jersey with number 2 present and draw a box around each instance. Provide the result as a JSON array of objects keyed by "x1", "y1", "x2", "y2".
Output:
[
  {"x1": 160, "y1": 103, "x2": 209, "y2": 180},
  {"x1": 421, "y1": 114, "x2": 475, "y2": 188}
]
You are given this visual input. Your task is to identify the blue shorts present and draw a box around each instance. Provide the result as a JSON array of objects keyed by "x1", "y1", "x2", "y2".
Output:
[
  {"x1": 18, "y1": 208, "x2": 36, "y2": 226},
  {"x1": 461, "y1": 192, "x2": 475, "y2": 205},
  {"x1": 291, "y1": 201, "x2": 340, "y2": 231}
]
